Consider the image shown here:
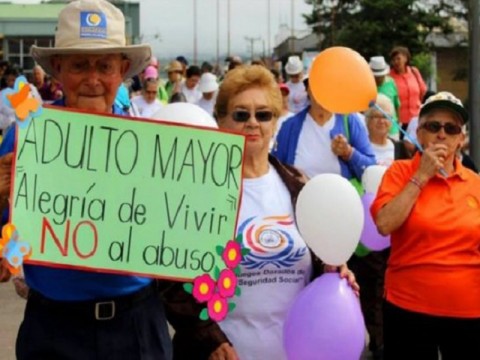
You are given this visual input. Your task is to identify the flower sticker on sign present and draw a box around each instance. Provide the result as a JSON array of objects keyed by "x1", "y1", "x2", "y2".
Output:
[
  {"x1": 183, "y1": 234, "x2": 249, "y2": 321},
  {"x1": 222, "y1": 240, "x2": 242, "y2": 268},
  {"x1": 0, "y1": 223, "x2": 32, "y2": 275},
  {"x1": 1, "y1": 76, "x2": 43, "y2": 128},
  {"x1": 217, "y1": 268, "x2": 237, "y2": 298},
  {"x1": 192, "y1": 274, "x2": 216, "y2": 302}
]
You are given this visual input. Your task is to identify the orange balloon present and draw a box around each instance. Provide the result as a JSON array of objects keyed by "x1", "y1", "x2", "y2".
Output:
[{"x1": 309, "y1": 47, "x2": 377, "y2": 114}]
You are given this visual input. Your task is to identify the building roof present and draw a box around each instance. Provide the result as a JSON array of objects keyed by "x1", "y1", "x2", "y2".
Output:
[{"x1": 0, "y1": 4, "x2": 64, "y2": 20}]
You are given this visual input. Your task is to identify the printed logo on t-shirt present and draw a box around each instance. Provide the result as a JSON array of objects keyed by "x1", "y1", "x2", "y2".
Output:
[
  {"x1": 466, "y1": 195, "x2": 479, "y2": 209},
  {"x1": 238, "y1": 215, "x2": 307, "y2": 270}
]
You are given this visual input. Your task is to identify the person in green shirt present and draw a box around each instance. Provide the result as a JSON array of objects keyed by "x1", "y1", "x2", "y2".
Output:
[{"x1": 369, "y1": 56, "x2": 401, "y2": 139}]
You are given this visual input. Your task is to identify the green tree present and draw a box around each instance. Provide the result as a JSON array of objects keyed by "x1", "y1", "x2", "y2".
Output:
[{"x1": 303, "y1": 0, "x2": 466, "y2": 59}]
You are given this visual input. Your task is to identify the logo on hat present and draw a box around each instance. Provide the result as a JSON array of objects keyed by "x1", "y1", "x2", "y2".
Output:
[
  {"x1": 80, "y1": 11, "x2": 107, "y2": 39},
  {"x1": 86, "y1": 13, "x2": 102, "y2": 26}
]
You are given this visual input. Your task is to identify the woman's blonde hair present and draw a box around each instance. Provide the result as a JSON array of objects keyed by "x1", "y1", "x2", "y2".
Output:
[{"x1": 215, "y1": 65, "x2": 282, "y2": 119}]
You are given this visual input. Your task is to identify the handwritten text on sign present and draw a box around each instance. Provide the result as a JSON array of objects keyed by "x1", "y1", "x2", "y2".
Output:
[{"x1": 12, "y1": 107, "x2": 244, "y2": 280}]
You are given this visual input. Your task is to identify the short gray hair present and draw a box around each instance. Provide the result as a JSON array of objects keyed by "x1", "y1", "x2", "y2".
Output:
[{"x1": 365, "y1": 93, "x2": 394, "y2": 119}]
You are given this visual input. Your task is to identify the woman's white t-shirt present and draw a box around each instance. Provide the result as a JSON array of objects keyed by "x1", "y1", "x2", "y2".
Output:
[
  {"x1": 294, "y1": 113, "x2": 341, "y2": 178},
  {"x1": 371, "y1": 139, "x2": 395, "y2": 167},
  {"x1": 130, "y1": 95, "x2": 163, "y2": 118},
  {"x1": 219, "y1": 165, "x2": 312, "y2": 360}
]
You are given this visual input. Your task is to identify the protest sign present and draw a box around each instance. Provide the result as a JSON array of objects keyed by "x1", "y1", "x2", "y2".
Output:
[{"x1": 11, "y1": 107, "x2": 244, "y2": 281}]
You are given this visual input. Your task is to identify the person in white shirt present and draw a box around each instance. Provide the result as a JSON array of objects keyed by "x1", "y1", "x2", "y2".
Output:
[
  {"x1": 130, "y1": 77, "x2": 164, "y2": 118},
  {"x1": 196, "y1": 72, "x2": 218, "y2": 115},
  {"x1": 180, "y1": 65, "x2": 202, "y2": 104},
  {"x1": 178, "y1": 65, "x2": 358, "y2": 360},
  {"x1": 285, "y1": 56, "x2": 308, "y2": 113},
  {"x1": 366, "y1": 93, "x2": 397, "y2": 167}
]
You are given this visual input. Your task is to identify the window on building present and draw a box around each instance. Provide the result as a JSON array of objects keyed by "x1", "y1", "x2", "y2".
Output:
[{"x1": 5, "y1": 36, "x2": 54, "y2": 72}]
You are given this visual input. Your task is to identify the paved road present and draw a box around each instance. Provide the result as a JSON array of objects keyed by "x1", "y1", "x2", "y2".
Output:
[{"x1": 0, "y1": 283, "x2": 24, "y2": 360}]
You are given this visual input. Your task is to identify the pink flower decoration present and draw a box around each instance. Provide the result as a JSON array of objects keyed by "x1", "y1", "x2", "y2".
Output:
[
  {"x1": 217, "y1": 268, "x2": 237, "y2": 298},
  {"x1": 207, "y1": 293, "x2": 229, "y2": 321},
  {"x1": 192, "y1": 274, "x2": 216, "y2": 302},
  {"x1": 222, "y1": 240, "x2": 241, "y2": 268}
]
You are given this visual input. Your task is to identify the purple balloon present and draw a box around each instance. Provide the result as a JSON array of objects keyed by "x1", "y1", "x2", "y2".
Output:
[
  {"x1": 360, "y1": 192, "x2": 391, "y2": 251},
  {"x1": 283, "y1": 273, "x2": 366, "y2": 360}
]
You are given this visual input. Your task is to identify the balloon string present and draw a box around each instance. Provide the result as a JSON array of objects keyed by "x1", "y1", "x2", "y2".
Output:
[{"x1": 369, "y1": 102, "x2": 448, "y2": 178}]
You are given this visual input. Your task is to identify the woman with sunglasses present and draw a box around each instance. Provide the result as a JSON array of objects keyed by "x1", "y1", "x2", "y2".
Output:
[
  {"x1": 371, "y1": 92, "x2": 480, "y2": 359},
  {"x1": 171, "y1": 65, "x2": 358, "y2": 360}
]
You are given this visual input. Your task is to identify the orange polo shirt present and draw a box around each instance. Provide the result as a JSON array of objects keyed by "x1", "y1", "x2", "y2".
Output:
[{"x1": 371, "y1": 154, "x2": 480, "y2": 318}]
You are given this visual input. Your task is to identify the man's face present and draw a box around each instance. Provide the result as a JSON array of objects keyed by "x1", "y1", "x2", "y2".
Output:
[
  {"x1": 51, "y1": 54, "x2": 129, "y2": 113},
  {"x1": 374, "y1": 75, "x2": 385, "y2": 86},
  {"x1": 289, "y1": 73, "x2": 302, "y2": 84},
  {"x1": 186, "y1": 75, "x2": 200, "y2": 90},
  {"x1": 168, "y1": 71, "x2": 181, "y2": 82},
  {"x1": 32, "y1": 67, "x2": 44, "y2": 85},
  {"x1": 5, "y1": 74, "x2": 16, "y2": 88},
  {"x1": 143, "y1": 82, "x2": 158, "y2": 104}
]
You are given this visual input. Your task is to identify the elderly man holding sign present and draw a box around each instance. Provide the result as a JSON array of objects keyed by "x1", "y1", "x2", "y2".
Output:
[{"x1": 0, "y1": 1, "x2": 234, "y2": 359}]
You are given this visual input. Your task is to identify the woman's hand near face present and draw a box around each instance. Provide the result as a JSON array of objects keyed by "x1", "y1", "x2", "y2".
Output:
[
  {"x1": 415, "y1": 143, "x2": 448, "y2": 183},
  {"x1": 324, "y1": 264, "x2": 360, "y2": 297}
]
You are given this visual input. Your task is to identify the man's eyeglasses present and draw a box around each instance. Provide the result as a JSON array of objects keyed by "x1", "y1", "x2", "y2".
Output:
[
  {"x1": 231, "y1": 110, "x2": 274, "y2": 122},
  {"x1": 420, "y1": 121, "x2": 462, "y2": 135}
]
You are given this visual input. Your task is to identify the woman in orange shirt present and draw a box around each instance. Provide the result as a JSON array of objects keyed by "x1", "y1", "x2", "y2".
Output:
[
  {"x1": 389, "y1": 46, "x2": 427, "y2": 136},
  {"x1": 371, "y1": 92, "x2": 480, "y2": 360}
]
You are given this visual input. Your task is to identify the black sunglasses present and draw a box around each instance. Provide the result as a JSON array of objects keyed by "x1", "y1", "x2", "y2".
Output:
[
  {"x1": 231, "y1": 110, "x2": 274, "y2": 122},
  {"x1": 421, "y1": 121, "x2": 462, "y2": 135}
]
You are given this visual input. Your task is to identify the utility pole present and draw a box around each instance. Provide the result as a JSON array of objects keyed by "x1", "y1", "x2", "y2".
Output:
[
  {"x1": 290, "y1": 0, "x2": 295, "y2": 54},
  {"x1": 469, "y1": 0, "x2": 480, "y2": 163},
  {"x1": 245, "y1": 36, "x2": 261, "y2": 61},
  {"x1": 216, "y1": 0, "x2": 220, "y2": 67},
  {"x1": 193, "y1": 0, "x2": 198, "y2": 65},
  {"x1": 267, "y1": 0, "x2": 271, "y2": 59},
  {"x1": 227, "y1": 0, "x2": 231, "y2": 56}
]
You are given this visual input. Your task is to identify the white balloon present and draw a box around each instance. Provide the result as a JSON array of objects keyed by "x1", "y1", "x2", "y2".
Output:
[
  {"x1": 361, "y1": 165, "x2": 387, "y2": 195},
  {"x1": 152, "y1": 103, "x2": 218, "y2": 128},
  {"x1": 296, "y1": 174, "x2": 364, "y2": 265}
]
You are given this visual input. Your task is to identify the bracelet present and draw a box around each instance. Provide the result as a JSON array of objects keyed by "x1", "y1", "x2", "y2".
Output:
[{"x1": 409, "y1": 177, "x2": 424, "y2": 190}]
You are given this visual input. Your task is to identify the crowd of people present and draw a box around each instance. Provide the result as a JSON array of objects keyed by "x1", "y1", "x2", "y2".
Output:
[{"x1": 0, "y1": 0, "x2": 479, "y2": 360}]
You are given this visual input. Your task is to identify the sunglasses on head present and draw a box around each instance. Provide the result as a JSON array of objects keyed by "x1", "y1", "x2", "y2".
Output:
[
  {"x1": 421, "y1": 121, "x2": 462, "y2": 135},
  {"x1": 231, "y1": 110, "x2": 274, "y2": 122}
]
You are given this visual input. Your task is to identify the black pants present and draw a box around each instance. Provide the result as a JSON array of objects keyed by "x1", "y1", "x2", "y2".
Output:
[
  {"x1": 348, "y1": 250, "x2": 389, "y2": 353},
  {"x1": 383, "y1": 300, "x2": 480, "y2": 360},
  {"x1": 16, "y1": 284, "x2": 172, "y2": 360}
]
